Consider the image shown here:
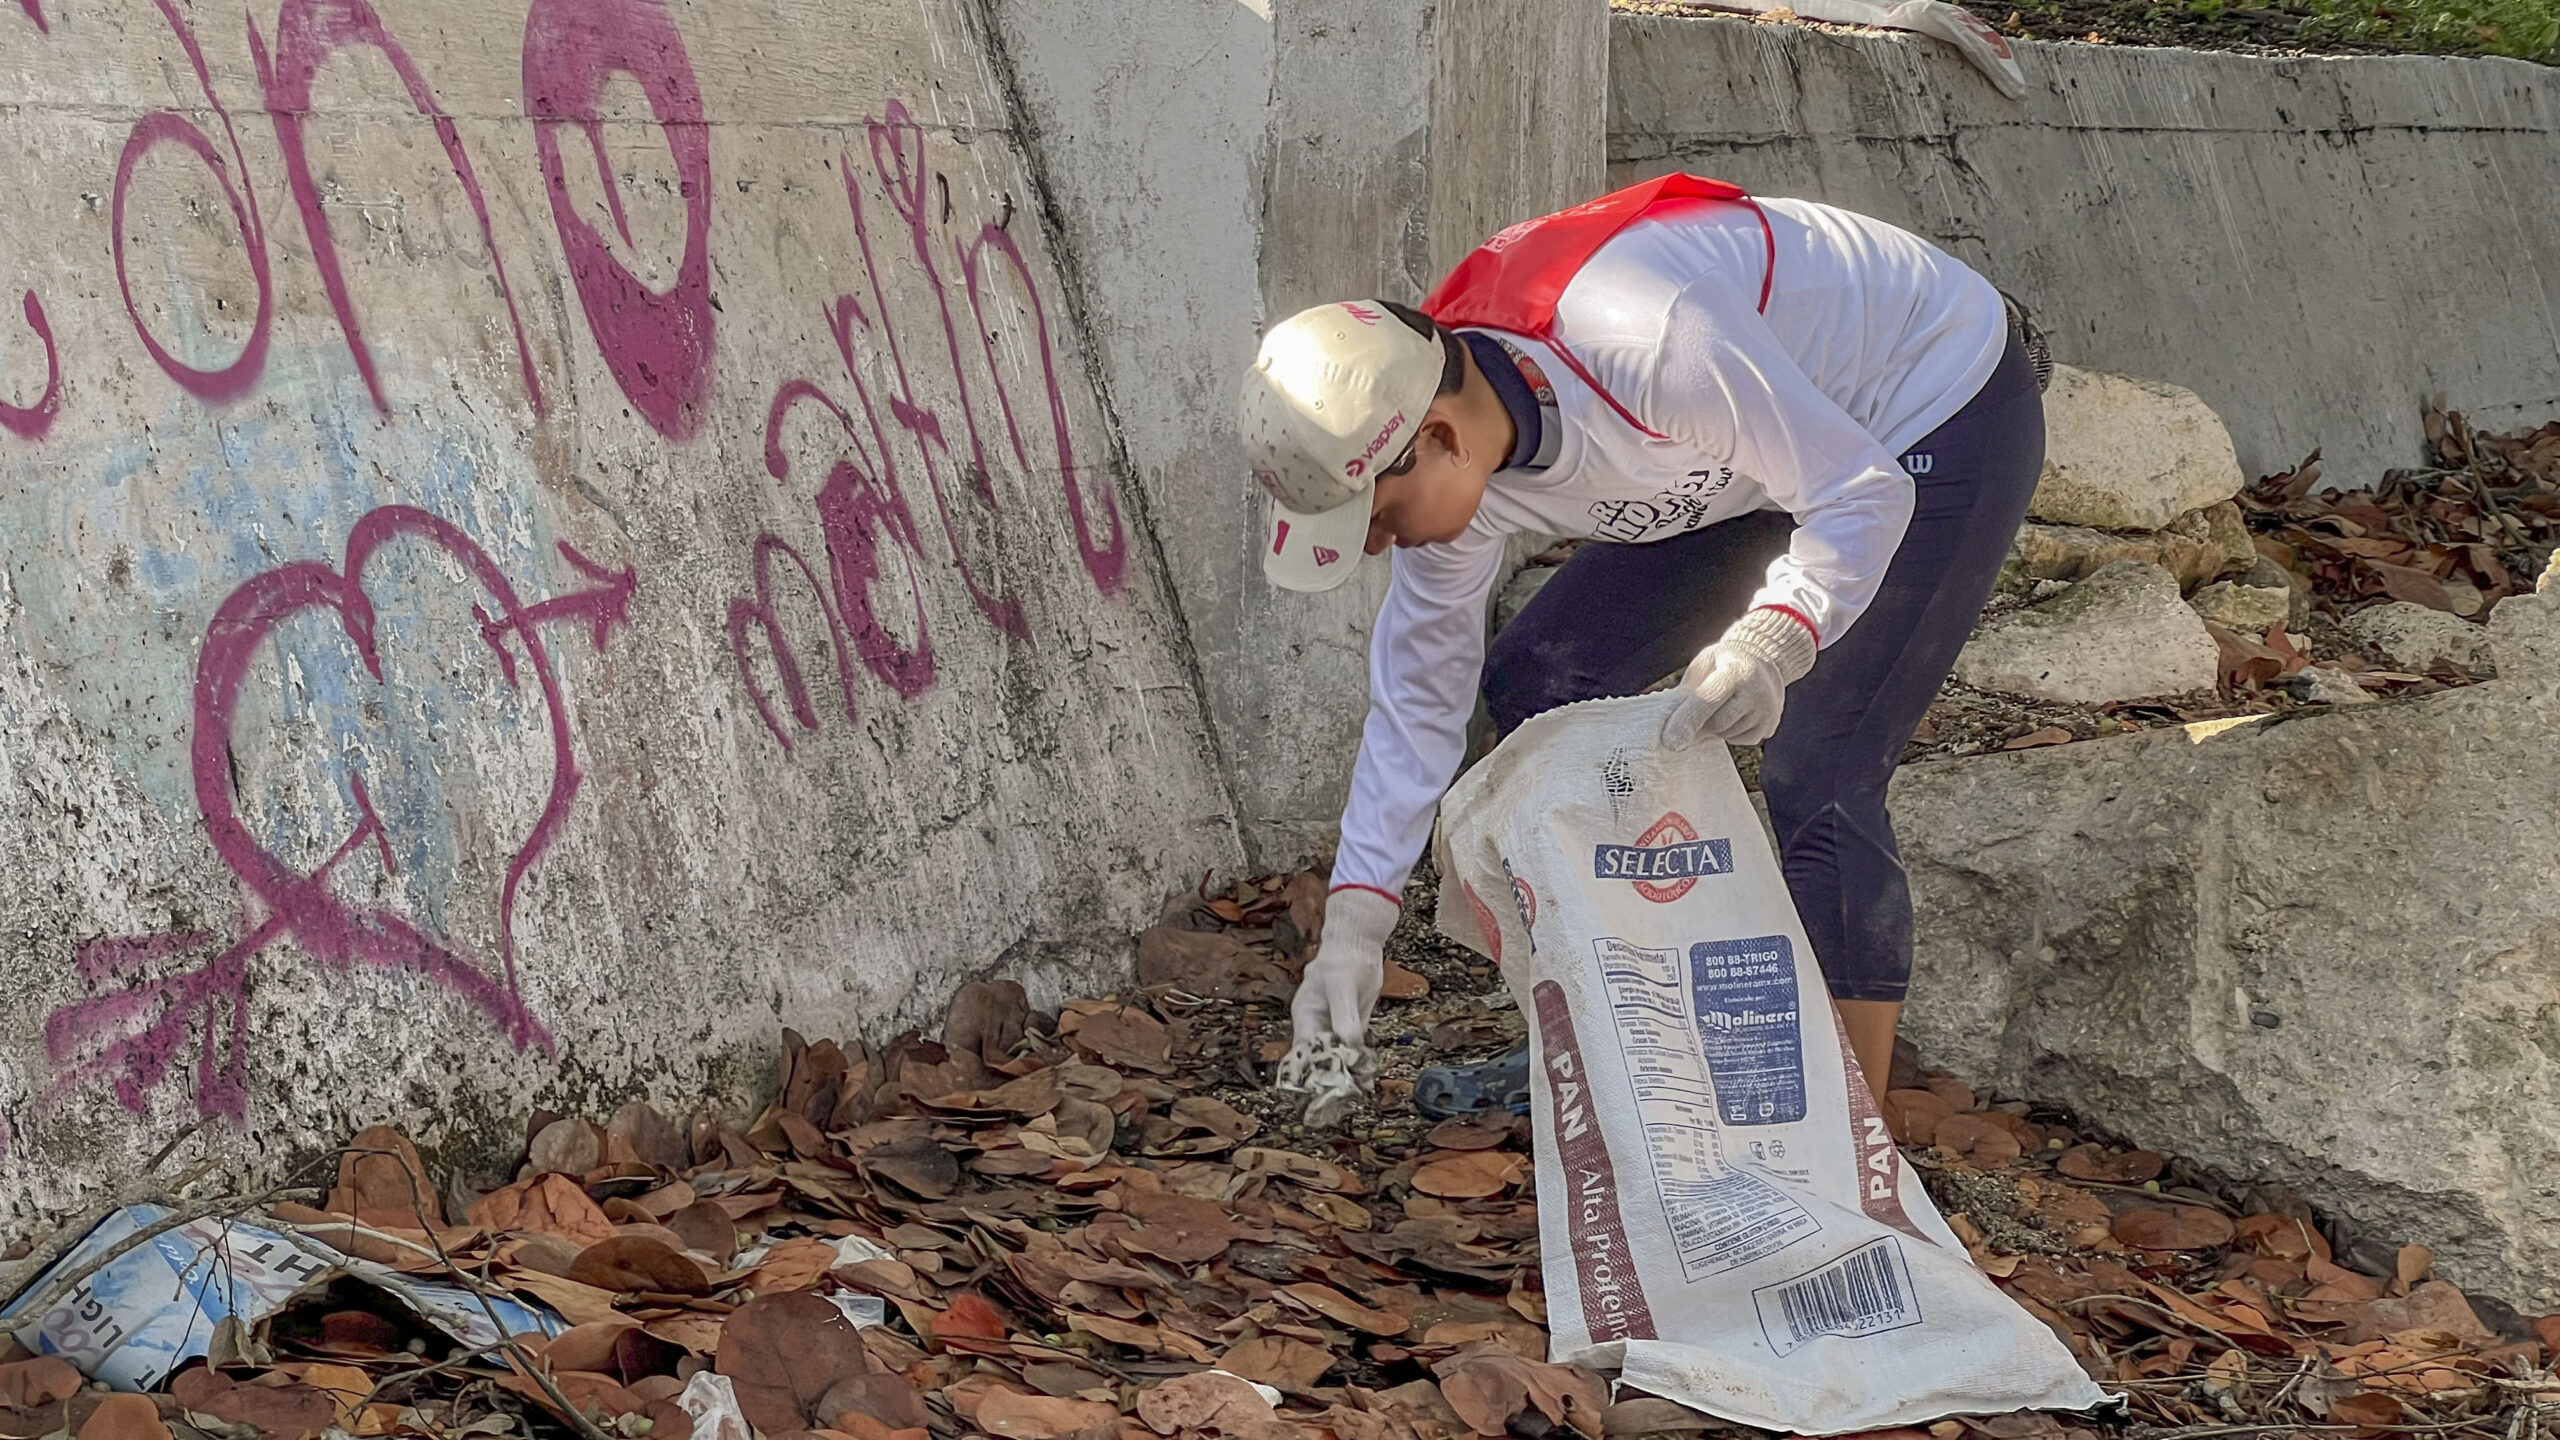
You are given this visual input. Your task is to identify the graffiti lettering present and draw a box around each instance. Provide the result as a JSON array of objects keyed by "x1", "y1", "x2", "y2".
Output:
[
  {"x1": 0, "y1": 291, "x2": 60, "y2": 441},
  {"x1": 851, "y1": 112, "x2": 1027, "y2": 640},
  {"x1": 522, "y1": 0, "x2": 715, "y2": 440},
  {"x1": 45, "y1": 507, "x2": 635, "y2": 1121},
  {"x1": 112, "y1": 0, "x2": 275, "y2": 404},
  {"x1": 250, "y1": 0, "x2": 546, "y2": 416},
  {"x1": 960, "y1": 223, "x2": 1125, "y2": 595}
]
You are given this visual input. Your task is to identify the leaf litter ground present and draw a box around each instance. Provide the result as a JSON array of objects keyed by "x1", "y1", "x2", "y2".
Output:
[{"x1": 8, "y1": 861, "x2": 2560, "y2": 1440}]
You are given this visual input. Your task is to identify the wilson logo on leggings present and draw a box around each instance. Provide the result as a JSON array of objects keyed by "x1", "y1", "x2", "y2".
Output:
[
  {"x1": 1593, "y1": 811, "x2": 1734, "y2": 903},
  {"x1": 1534, "y1": 979, "x2": 1655, "y2": 1343}
]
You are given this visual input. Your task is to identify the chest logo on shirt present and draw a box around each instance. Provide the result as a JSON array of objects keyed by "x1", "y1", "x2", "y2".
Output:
[{"x1": 1587, "y1": 467, "x2": 1736, "y2": 543}]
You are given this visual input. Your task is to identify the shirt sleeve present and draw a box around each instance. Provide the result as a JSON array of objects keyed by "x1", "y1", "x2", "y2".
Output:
[
  {"x1": 1648, "y1": 280, "x2": 1918, "y2": 642},
  {"x1": 1330, "y1": 528, "x2": 1510, "y2": 896}
]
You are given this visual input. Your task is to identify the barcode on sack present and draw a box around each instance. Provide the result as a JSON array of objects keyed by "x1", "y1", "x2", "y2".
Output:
[{"x1": 1751, "y1": 1238, "x2": 1922, "y2": 1356}]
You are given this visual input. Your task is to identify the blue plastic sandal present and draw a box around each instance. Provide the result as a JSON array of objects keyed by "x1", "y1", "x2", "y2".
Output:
[{"x1": 1413, "y1": 1043, "x2": 1533, "y2": 1120}]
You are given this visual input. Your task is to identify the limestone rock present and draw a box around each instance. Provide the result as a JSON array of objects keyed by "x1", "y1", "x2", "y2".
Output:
[
  {"x1": 2188, "y1": 578, "x2": 2291, "y2": 632},
  {"x1": 2244, "y1": 556, "x2": 2313, "y2": 630},
  {"x1": 1890, "y1": 582, "x2": 2560, "y2": 1301},
  {"x1": 2007, "y1": 501, "x2": 2251, "y2": 593},
  {"x1": 2202, "y1": 500, "x2": 2256, "y2": 579},
  {"x1": 1954, "y1": 561, "x2": 2218, "y2": 704},
  {"x1": 2290, "y1": 664, "x2": 2374, "y2": 705},
  {"x1": 2031, "y1": 366, "x2": 2247, "y2": 531},
  {"x1": 1493, "y1": 564, "x2": 1558, "y2": 633},
  {"x1": 2345, "y1": 601, "x2": 2494, "y2": 673}
]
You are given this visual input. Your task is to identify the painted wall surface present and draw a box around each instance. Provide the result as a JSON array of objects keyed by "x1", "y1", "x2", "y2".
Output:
[
  {"x1": 995, "y1": 0, "x2": 1611, "y2": 868},
  {"x1": 1613, "y1": 19, "x2": 2560, "y2": 489},
  {"x1": 0, "y1": 0, "x2": 1239, "y2": 1227}
]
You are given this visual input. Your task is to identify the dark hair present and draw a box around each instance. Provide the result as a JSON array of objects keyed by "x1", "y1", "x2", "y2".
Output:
[{"x1": 1382, "y1": 300, "x2": 1466, "y2": 398}]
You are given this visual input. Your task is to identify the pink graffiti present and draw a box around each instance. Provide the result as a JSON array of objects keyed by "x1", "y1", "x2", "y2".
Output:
[
  {"x1": 45, "y1": 507, "x2": 635, "y2": 1122},
  {"x1": 853, "y1": 111, "x2": 1027, "y2": 638},
  {"x1": 0, "y1": 292, "x2": 60, "y2": 440},
  {"x1": 727, "y1": 102, "x2": 1137, "y2": 749},
  {"x1": 111, "y1": 0, "x2": 274, "y2": 404},
  {"x1": 731, "y1": 299, "x2": 941, "y2": 750},
  {"x1": 523, "y1": 0, "x2": 715, "y2": 441},
  {"x1": 249, "y1": 0, "x2": 545, "y2": 416},
  {"x1": 16, "y1": 0, "x2": 42, "y2": 31}
]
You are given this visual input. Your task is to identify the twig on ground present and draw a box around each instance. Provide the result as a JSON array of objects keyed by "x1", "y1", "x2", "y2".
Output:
[
  {"x1": 0, "y1": 1159, "x2": 221, "y2": 1311},
  {"x1": 1, "y1": 1174, "x2": 317, "y2": 1334},
  {"x1": 326, "y1": 1145, "x2": 618, "y2": 1440}
]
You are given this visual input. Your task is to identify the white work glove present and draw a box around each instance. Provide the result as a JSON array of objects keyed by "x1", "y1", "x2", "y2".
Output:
[
  {"x1": 1275, "y1": 886, "x2": 1401, "y2": 1127},
  {"x1": 1661, "y1": 607, "x2": 1820, "y2": 751}
]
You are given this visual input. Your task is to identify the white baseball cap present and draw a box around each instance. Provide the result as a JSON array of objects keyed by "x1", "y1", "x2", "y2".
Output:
[{"x1": 1239, "y1": 300, "x2": 1454, "y2": 591}]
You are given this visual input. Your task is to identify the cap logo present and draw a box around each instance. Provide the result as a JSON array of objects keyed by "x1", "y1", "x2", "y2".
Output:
[
  {"x1": 1342, "y1": 302, "x2": 1384, "y2": 326},
  {"x1": 1271, "y1": 520, "x2": 1291, "y2": 555},
  {"x1": 1343, "y1": 411, "x2": 1406, "y2": 479},
  {"x1": 1313, "y1": 546, "x2": 1341, "y2": 567}
]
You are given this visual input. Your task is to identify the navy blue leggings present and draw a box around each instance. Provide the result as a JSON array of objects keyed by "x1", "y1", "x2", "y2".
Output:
[{"x1": 1483, "y1": 334, "x2": 2045, "y2": 1002}]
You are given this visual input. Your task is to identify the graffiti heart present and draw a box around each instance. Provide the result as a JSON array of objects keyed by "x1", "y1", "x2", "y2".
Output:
[{"x1": 43, "y1": 505, "x2": 635, "y2": 1123}]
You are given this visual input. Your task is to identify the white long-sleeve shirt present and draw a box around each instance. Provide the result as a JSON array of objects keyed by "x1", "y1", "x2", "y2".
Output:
[{"x1": 1333, "y1": 196, "x2": 2007, "y2": 895}]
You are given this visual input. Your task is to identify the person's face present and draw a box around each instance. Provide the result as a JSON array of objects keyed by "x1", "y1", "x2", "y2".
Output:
[{"x1": 1363, "y1": 401, "x2": 1498, "y2": 552}]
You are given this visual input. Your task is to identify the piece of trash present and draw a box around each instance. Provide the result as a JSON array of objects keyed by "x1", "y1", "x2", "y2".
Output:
[
  {"x1": 1, "y1": 1206, "x2": 561, "y2": 1390},
  {"x1": 1682, "y1": 0, "x2": 2025, "y2": 96},
  {"x1": 676, "y1": 1371, "x2": 752, "y2": 1440},
  {"x1": 826, "y1": 1293, "x2": 888, "y2": 1329}
]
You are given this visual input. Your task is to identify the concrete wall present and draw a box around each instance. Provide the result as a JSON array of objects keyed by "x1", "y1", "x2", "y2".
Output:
[
  {"x1": 1612, "y1": 18, "x2": 2560, "y2": 489},
  {"x1": 0, "y1": 0, "x2": 1241, "y2": 1227},
  {"x1": 996, "y1": 0, "x2": 1612, "y2": 867}
]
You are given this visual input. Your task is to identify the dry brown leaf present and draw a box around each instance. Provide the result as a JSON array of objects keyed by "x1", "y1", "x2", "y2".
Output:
[
  {"x1": 1280, "y1": 1282, "x2": 1410, "y2": 1336},
  {"x1": 504, "y1": 1270, "x2": 627, "y2": 1326},
  {"x1": 335, "y1": 1124, "x2": 441, "y2": 1225},
  {"x1": 1881, "y1": 1088, "x2": 1954, "y2": 1146},
  {"x1": 1233, "y1": 1147, "x2": 1365, "y2": 1194},
  {"x1": 2003, "y1": 726, "x2": 2073, "y2": 750},
  {"x1": 1218, "y1": 1334, "x2": 1336, "y2": 1391},
  {"x1": 2112, "y1": 1205, "x2": 2237, "y2": 1251},
  {"x1": 716, "y1": 1291, "x2": 878, "y2": 1434},
  {"x1": 1431, "y1": 1340, "x2": 1606, "y2": 1438},
  {"x1": 1070, "y1": 1007, "x2": 1173, "y2": 1073},
  {"x1": 1132, "y1": 1371, "x2": 1286, "y2": 1437},
  {"x1": 567, "y1": 1234, "x2": 714, "y2": 1295},
  {"x1": 0, "y1": 1357, "x2": 84, "y2": 1409},
  {"x1": 2054, "y1": 1144, "x2": 2165, "y2": 1184},
  {"x1": 976, "y1": 1393, "x2": 1119, "y2": 1440},
  {"x1": 1379, "y1": 961, "x2": 1429, "y2": 1000},
  {"x1": 471, "y1": 1173, "x2": 618, "y2": 1246},
  {"x1": 1120, "y1": 1190, "x2": 1241, "y2": 1263},
  {"x1": 2327, "y1": 1391, "x2": 2406, "y2": 1427},
  {"x1": 1412, "y1": 1150, "x2": 1527, "y2": 1199},
  {"x1": 1931, "y1": 1112, "x2": 2023, "y2": 1167},
  {"x1": 1422, "y1": 1116, "x2": 1514, "y2": 1152},
  {"x1": 74, "y1": 1394, "x2": 170, "y2": 1440}
]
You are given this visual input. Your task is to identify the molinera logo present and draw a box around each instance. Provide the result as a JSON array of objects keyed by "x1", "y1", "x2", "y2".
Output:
[{"x1": 1593, "y1": 811, "x2": 1734, "y2": 903}]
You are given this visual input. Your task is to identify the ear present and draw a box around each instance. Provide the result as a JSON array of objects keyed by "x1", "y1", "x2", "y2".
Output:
[{"x1": 1417, "y1": 404, "x2": 1470, "y2": 467}]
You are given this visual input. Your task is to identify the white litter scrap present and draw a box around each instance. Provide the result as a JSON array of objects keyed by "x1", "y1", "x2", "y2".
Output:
[
  {"x1": 1432, "y1": 693, "x2": 2110, "y2": 1434},
  {"x1": 0, "y1": 1206, "x2": 563, "y2": 1391},
  {"x1": 1692, "y1": 0, "x2": 2028, "y2": 97}
]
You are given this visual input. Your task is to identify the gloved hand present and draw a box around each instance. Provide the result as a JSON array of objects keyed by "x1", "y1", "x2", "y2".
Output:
[
  {"x1": 1661, "y1": 606, "x2": 1819, "y2": 751},
  {"x1": 1275, "y1": 886, "x2": 1401, "y2": 1127}
]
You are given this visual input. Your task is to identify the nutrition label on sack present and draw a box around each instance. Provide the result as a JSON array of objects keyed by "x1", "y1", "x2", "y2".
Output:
[
  {"x1": 1595, "y1": 937, "x2": 1819, "y2": 1280},
  {"x1": 1688, "y1": 935, "x2": 1808, "y2": 1125}
]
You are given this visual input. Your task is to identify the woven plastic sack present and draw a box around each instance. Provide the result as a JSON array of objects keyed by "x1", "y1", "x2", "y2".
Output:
[{"x1": 1431, "y1": 692, "x2": 2110, "y2": 1433}]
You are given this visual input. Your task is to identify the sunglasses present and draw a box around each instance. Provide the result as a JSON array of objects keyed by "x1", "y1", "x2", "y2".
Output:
[{"x1": 1379, "y1": 434, "x2": 1422, "y2": 479}]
